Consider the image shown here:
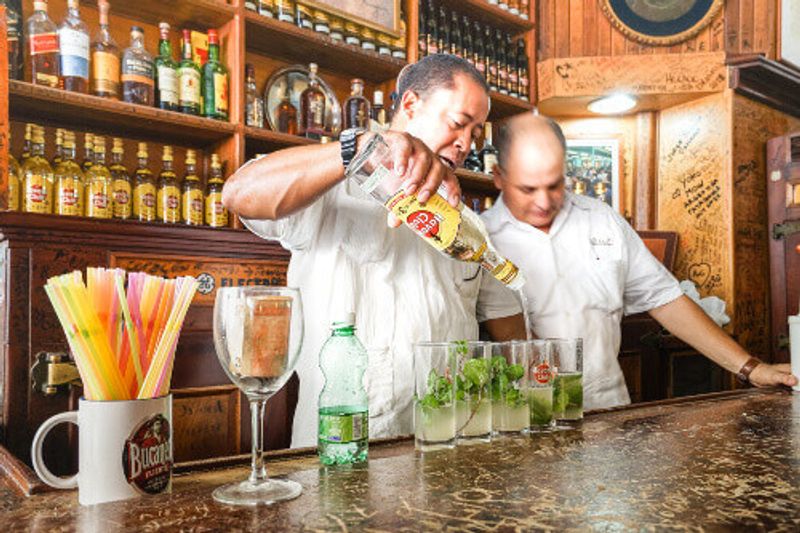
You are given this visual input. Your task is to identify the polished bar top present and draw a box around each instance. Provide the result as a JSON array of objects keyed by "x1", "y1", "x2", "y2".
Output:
[{"x1": 2, "y1": 389, "x2": 799, "y2": 530}]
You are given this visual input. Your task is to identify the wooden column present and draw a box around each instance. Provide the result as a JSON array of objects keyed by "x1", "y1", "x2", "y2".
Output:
[
  {"x1": 633, "y1": 111, "x2": 657, "y2": 230},
  {"x1": 0, "y1": 6, "x2": 8, "y2": 211}
]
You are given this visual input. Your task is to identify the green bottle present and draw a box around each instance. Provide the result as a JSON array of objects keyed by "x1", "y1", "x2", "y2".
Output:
[
  {"x1": 154, "y1": 22, "x2": 178, "y2": 111},
  {"x1": 202, "y1": 29, "x2": 228, "y2": 121},
  {"x1": 177, "y1": 29, "x2": 201, "y2": 116}
]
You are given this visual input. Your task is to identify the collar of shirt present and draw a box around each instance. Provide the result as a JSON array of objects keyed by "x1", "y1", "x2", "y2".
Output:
[{"x1": 484, "y1": 192, "x2": 589, "y2": 238}]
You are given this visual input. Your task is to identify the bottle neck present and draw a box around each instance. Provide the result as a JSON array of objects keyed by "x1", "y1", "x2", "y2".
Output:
[
  {"x1": 209, "y1": 168, "x2": 223, "y2": 183},
  {"x1": 63, "y1": 147, "x2": 76, "y2": 162},
  {"x1": 182, "y1": 39, "x2": 193, "y2": 60},
  {"x1": 94, "y1": 151, "x2": 106, "y2": 165},
  {"x1": 137, "y1": 156, "x2": 149, "y2": 169},
  {"x1": 162, "y1": 160, "x2": 173, "y2": 172},
  {"x1": 111, "y1": 151, "x2": 123, "y2": 165},
  {"x1": 208, "y1": 43, "x2": 220, "y2": 62},
  {"x1": 159, "y1": 38, "x2": 172, "y2": 58},
  {"x1": 131, "y1": 33, "x2": 144, "y2": 49},
  {"x1": 332, "y1": 325, "x2": 355, "y2": 337},
  {"x1": 185, "y1": 163, "x2": 196, "y2": 177},
  {"x1": 32, "y1": 142, "x2": 45, "y2": 157}
]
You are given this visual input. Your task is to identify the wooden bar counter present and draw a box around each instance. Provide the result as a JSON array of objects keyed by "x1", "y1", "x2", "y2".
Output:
[{"x1": 2, "y1": 389, "x2": 798, "y2": 530}]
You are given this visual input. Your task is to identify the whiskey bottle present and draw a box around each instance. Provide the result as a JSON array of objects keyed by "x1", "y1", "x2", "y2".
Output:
[
  {"x1": 7, "y1": 129, "x2": 21, "y2": 211},
  {"x1": 122, "y1": 26, "x2": 155, "y2": 106},
  {"x1": 343, "y1": 78, "x2": 370, "y2": 130},
  {"x1": 157, "y1": 146, "x2": 180, "y2": 223},
  {"x1": 22, "y1": 126, "x2": 53, "y2": 213},
  {"x1": 516, "y1": 39, "x2": 529, "y2": 101},
  {"x1": 90, "y1": 0, "x2": 120, "y2": 98},
  {"x1": 54, "y1": 131, "x2": 84, "y2": 216},
  {"x1": 313, "y1": 10, "x2": 330, "y2": 35},
  {"x1": 58, "y1": 0, "x2": 89, "y2": 93},
  {"x1": 27, "y1": 0, "x2": 61, "y2": 88},
  {"x1": 245, "y1": 63, "x2": 265, "y2": 128},
  {"x1": 133, "y1": 143, "x2": 156, "y2": 222},
  {"x1": 81, "y1": 132, "x2": 94, "y2": 172},
  {"x1": 3, "y1": 0, "x2": 22, "y2": 80},
  {"x1": 85, "y1": 136, "x2": 112, "y2": 219},
  {"x1": 473, "y1": 21, "x2": 486, "y2": 81},
  {"x1": 178, "y1": 29, "x2": 202, "y2": 115},
  {"x1": 300, "y1": 63, "x2": 326, "y2": 140},
  {"x1": 53, "y1": 128, "x2": 64, "y2": 167},
  {"x1": 155, "y1": 22, "x2": 179, "y2": 111},
  {"x1": 110, "y1": 138, "x2": 132, "y2": 219},
  {"x1": 496, "y1": 29, "x2": 508, "y2": 95},
  {"x1": 480, "y1": 123, "x2": 499, "y2": 175},
  {"x1": 181, "y1": 149, "x2": 204, "y2": 226},
  {"x1": 20, "y1": 123, "x2": 33, "y2": 164},
  {"x1": 277, "y1": 80, "x2": 298, "y2": 135},
  {"x1": 202, "y1": 29, "x2": 229, "y2": 121},
  {"x1": 205, "y1": 154, "x2": 228, "y2": 227}
]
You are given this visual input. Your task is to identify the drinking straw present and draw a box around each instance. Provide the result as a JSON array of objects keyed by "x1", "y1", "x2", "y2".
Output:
[{"x1": 115, "y1": 274, "x2": 143, "y2": 390}]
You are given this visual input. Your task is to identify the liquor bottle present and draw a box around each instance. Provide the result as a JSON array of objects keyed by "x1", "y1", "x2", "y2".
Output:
[
  {"x1": 472, "y1": 198, "x2": 481, "y2": 214},
  {"x1": 27, "y1": 0, "x2": 61, "y2": 88},
  {"x1": 22, "y1": 125, "x2": 53, "y2": 213},
  {"x1": 178, "y1": 29, "x2": 202, "y2": 115},
  {"x1": 485, "y1": 25, "x2": 497, "y2": 91},
  {"x1": 122, "y1": 26, "x2": 155, "y2": 106},
  {"x1": 202, "y1": 29, "x2": 229, "y2": 121},
  {"x1": 473, "y1": 22, "x2": 486, "y2": 81},
  {"x1": 318, "y1": 313, "x2": 369, "y2": 466},
  {"x1": 376, "y1": 33, "x2": 392, "y2": 56},
  {"x1": 81, "y1": 132, "x2": 94, "y2": 171},
  {"x1": 155, "y1": 22, "x2": 178, "y2": 111},
  {"x1": 181, "y1": 149, "x2": 204, "y2": 226},
  {"x1": 509, "y1": 0, "x2": 520, "y2": 16},
  {"x1": 245, "y1": 1, "x2": 257, "y2": 11},
  {"x1": 275, "y1": 0, "x2": 295, "y2": 24},
  {"x1": 53, "y1": 128, "x2": 64, "y2": 167},
  {"x1": 84, "y1": 136, "x2": 112, "y2": 219},
  {"x1": 313, "y1": 10, "x2": 330, "y2": 35},
  {"x1": 344, "y1": 21, "x2": 360, "y2": 46},
  {"x1": 205, "y1": 154, "x2": 228, "y2": 227},
  {"x1": 133, "y1": 142, "x2": 156, "y2": 222},
  {"x1": 277, "y1": 80, "x2": 298, "y2": 135},
  {"x1": 300, "y1": 63, "x2": 326, "y2": 140},
  {"x1": 21, "y1": 123, "x2": 33, "y2": 164},
  {"x1": 418, "y1": 0, "x2": 427, "y2": 57},
  {"x1": 496, "y1": 29, "x2": 508, "y2": 95},
  {"x1": 295, "y1": 3, "x2": 313, "y2": 31},
  {"x1": 462, "y1": 15, "x2": 473, "y2": 67},
  {"x1": 499, "y1": 0, "x2": 510, "y2": 10},
  {"x1": 258, "y1": 0, "x2": 274, "y2": 17},
  {"x1": 360, "y1": 27, "x2": 377, "y2": 52},
  {"x1": 425, "y1": 0, "x2": 438, "y2": 55},
  {"x1": 437, "y1": 5, "x2": 448, "y2": 55},
  {"x1": 3, "y1": 1, "x2": 22, "y2": 80},
  {"x1": 391, "y1": 35, "x2": 407, "y2": 60},
  {"x1": 58, "y1": 0, "x2": 89, "y2": 93},
  {"x1": 483, "y1": 196, "x2": 494, "y2": 211},
  {"x1": 7, "y1": 129, "x2": 21, "y2": 211},
  {"x1": 517, "y1": 39, "x2": 529, "y2": 101},
  {"x1": 157, "y1": 146, "x2": 180, "y2": 223},
  {"x1": 329, "y1": 17, "x2": 345, "y2": 41},
  {"x1": 245, "y1": 63, "x2": 265, "y2": 128},
  {"x1": 449, "y1": 11, "x2": 461, "y2": 57},
  {"x1": 54, "y1": 131, "x2": 84, "y2": 216},
  {"x1": 110, "y1": 138, "x2": 132, "y2": 219},
  {"x1": 343, "y1": 78, "x2": 370, "y2": 130},
  {"x1": 520, "y1": 0, "x2": 530, "y2": 20},
  {"x1": 480, "y1": 122, "x2": 499, "y2": 175},
  {"x1": 371, "y1": 90, "x2": 388, "y2": 128},
  {"x1": 507, "y1": 36, "x2": 519, "y2": 98},
  {"x1": 464, "y1": 141, "x2": 483, "y2": 172},
  {"x1": 91, "y1": 0, "x2": 120, "y2": 99}
]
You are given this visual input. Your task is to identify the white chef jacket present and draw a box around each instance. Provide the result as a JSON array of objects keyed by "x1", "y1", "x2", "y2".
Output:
[
  {"x1": 481, "y1": 193, "x2": 683, "y2": 410},
  {"x1": 243, "y1": 179, "x2": 521, "y2": 448}
]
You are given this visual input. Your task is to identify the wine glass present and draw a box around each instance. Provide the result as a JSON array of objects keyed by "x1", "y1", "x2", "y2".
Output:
[{"x1": 212, "y1": 286, "x2": 304, "y2": 506}]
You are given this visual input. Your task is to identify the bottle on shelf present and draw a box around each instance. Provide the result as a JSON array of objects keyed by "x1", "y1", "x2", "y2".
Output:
[
  {"x1": 245, "y1": 1, "x2": 257, "y2": 12},
  {"x1": 155, "y1": 22, "x2": 179, "y2": 111},
  {"x1": 483, "y1": 196, "x2": 494, "y2": 211},
  {"x1": 507, "y1": 36, "x2": 519, "y2": 98},
  {"x1": 473, "y1": 21, "x2": 486, "y2": 81},
  {"x1": 90, "y1": 0, "x2": 120, "y2": 99},
  {"x1": 178, "y1": 29, "x2": 202, "y2": 116},
  {"x1": 496, "y1": 29, "x2": 508, "y2": 95},
  {"x1": 418, "y1": 1, "x2": 427, "y2": 57},
  {"x1": 27, "y1": 0, "x2": 61, "y2": 88},
  {"x1": 425, "y1": 1, "x2": 438, "y2": 55},
  {"x1": 81, "y1": 132, "x2": 94, "y2": 171},
  {"x1": 480, "y1": 122, "x2": 499, "y2": 175},
  {"x1": 391, "y1": 34, "x2": 406, "y2": 60},
  {"x1": 371, "y1": 90, "x2": 388, "y2": 129},
  {"x1": 472, "y1": 197, "x2": 481, "y2": 214},
  {"x1": 295, "y1": 3, "x2": 313, "y2": 31},
  {"x1": 437, "y1": 5, "x2": 448, "y2": 55},
  {"x1": 3, "y1": 0, "x2": 22, "y2": 80},
  {"x1": 448, "y1": 11, "x2": 461, "y2": 58},
  {"x1": 258, "y1": 0, "x2": 274, "y2": 18},
  {"x1": 85, "y1": 136, "x2": 112, "y2": 219},
  {"x1": 344, "y1": 21, "x2": 360, "y2": 47},
  {"x1": 360, "y1": 27, "x2": 377, "y2": 52},
  {"x1": 520, "y1": 0, "x2": 530, "y2": 20},
  {"x1": 157, "y1": 145, "x2": 180, "y2": 223},
  {"x1": 133, "y1": 142, "x2": 156, "y2": 222},
  {"x1": 7, "y1": 128, "x2": 21, "y2": 211},
  {"x1": 485, "y1": 25, "x2": 497, "y2": 91},
  {"x1": 202, "y1": 29, "x2": 229, "y2": 121},
  {"x1": 509, "y1": 0, "x2": 520, "y2": 16},
  {"x1": 58, "y1": 0, "x2": 89, "y2": 93},
  {"x1": 54, "y1": 130, "x2": 84, "y2": 216},
  {"x1": 22, "y1": 125, "x2": 53, "y2": 214},
  {"x1": 21, "y1": 123, "x2": 33, "y2": 164},
  {"x1": 517, "y1": 39, "x2": 529, "y2": 101},
  {"x1": 462, "y1": 15, "x2": 473, "y2": 68},
  {"x1": 300, "y1": 63, "x2": 326, "y2": 140},
  {"x1": 499, "y1": 0, "x2": 510, "y2": 10},
  {"x1": 53, "y1": 128, "x2": 64, "y2": 167},
  {"x1": 122, "y1": 26, "x2": 155, "y2": 106},
  {"x1": 277, "y1": 80, "x2": 298, "y2": 135},
  {"x1": 329, "y1": 17, "x2": 345, "y2": 42},
  {"x1": 376, "y1": 33, "x2": 392, "y2": 56},
  {"x1": 275, "y1": 0, "x2": 295, "y2": 24},
  {"x1": 464, "y1": 141, "x2": 484, "y2": 173},
  {"x1": 205, "y1": 154, "x2": 228, "y2": 227},
  {"x1": 343, "y1": 78, "x2": 370, "y2": 130},
  {"x1": 110, "y1": 138, "x2": 132, "y2": 220},
  {"x1": 245, "y1": 63, "x2": 265, "y2": 128},
  {"x1": 313, "y1": 10, "x2": 330, "y2": 35},
  {"x1": 181, "y1": 149, "x2": 204, "y2": 226}
]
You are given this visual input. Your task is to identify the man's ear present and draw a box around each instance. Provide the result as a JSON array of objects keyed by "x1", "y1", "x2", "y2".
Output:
[
  {"x1": 492, "y1": 165, "x2": 504, "y2": 191},
  {"x1": 399, "y1": 90, "x2": 421, "y2": 121}
]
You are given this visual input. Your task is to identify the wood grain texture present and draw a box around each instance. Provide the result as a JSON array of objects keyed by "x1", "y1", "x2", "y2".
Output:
[
  {"x1": 0, "y1": 7, "x2": 7, "y2": 211},
  {"x1": 633, "y1": 112, "x2": 657, "y2": 230}
]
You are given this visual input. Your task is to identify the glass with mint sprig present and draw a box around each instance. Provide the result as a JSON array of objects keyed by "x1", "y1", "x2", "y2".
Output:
[
  {"x1": 413, "y1": 343, "x2": 458, "y2": 451},
  {"x1": 490, "y1": 341, "x2": 530, "y2": 435},
  {"x1": 453, "y1": 341, "x2": 492, "y2": 442}
]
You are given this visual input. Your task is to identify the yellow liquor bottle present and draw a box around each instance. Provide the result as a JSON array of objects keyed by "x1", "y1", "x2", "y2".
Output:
[
  {"x1": 82, "y1": 132, "x2": 94, "y2": 172},
  {"x1": 20, "y1": 123, "x2": 33, "y2": 165},
  {"x1": 181, "y1": 149, "x2": 204, "y2": 226},
  {"x1": 7, "y1": 129, "x2": 21, "y2": 211},
  {"x1": 54, "y1": 131, "x2": 85, "y2": 216},
  {"x1": 52, "y1": 128, "x2": 64, "y2": 167},
  {"x1": 205, "y1": 153, "x2": 228, "y2": 227},
  {"x1": 84, "y1": 136, "x2": 112, "y2": 218},
  {"x1": 110, "y1": 138, "x2": 132, "y2": 219},
  {"x1": 132, "y1": 142, "x2": 156, "y2": 222},
  {"x1": 157, "y1": 145, "x2": 180, "y2": 223},
  {"x1": 21, "y1": 125, "x2": 53, "y2": 214}
]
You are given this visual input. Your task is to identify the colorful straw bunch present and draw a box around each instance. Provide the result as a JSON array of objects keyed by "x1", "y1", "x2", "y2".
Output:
[{"x1": 44, "y1": 268, "x2": 199, "y2": 401}]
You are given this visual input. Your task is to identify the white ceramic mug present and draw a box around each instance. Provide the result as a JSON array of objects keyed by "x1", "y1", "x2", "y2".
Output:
[{"x1": 31, "y1": 395, "x2": 173, "y2": 506}]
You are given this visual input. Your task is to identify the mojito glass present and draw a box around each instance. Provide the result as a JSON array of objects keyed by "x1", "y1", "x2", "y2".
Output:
[
  {"x1": 550, "y1": 338, "x2": 584, "y2": 428},
  {"x1": 489, "y1": 341, "x2": 529, "y2": 435},
  {"x1": 453, "y1": 341, "x2": 492, "y2": 443},
  {"x1": 413, "y1": 342, "x2": 457, "y2": 451},
  {"x1": 527, "y1": 339, "x2": 555, "y2": 432}
]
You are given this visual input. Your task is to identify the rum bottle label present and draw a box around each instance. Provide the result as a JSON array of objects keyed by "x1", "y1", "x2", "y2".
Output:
[
  {"x1": 25, "y1": 175, "x2": 49, "y2": 213},
  {"x1": 182, "y1": 190, "x2": 204, "y2": 225},
  {"x1": 205, "y1": 192, "x2": 228, "y2": 227},
  {"x1": 112, "y1": 180, "x2": 132, "y2": 218},
  {"x1": 134, "y1": 183, "x2": 156, "y2": 220}
]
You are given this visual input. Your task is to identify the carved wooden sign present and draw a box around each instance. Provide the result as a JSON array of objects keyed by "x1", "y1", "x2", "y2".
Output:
[{"x1": 172, "y1": 386, "x2": 240, "y2": 462}]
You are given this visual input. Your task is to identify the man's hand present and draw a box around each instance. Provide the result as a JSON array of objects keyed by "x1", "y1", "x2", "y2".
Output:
[
  {"x1": 748, "y1": 363, "x2": 798, "y2": 388},
  {"x1": 382, "y1": 129, "x2": 461, "y2": 201}
]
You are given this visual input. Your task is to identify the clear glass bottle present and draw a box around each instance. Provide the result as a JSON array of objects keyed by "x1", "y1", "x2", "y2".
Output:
[
  {"x1": 480, "y1": 122, "x2": 499, "y2": 175},
  {"x1": 122, "y1": 26, "x2": 155, "y2": 106},
  {"x1": 520, "y1": 0, "x2": 530, "y2": 20},
  {"x1": 81, "y1": 132, "x2": 94, "y2": 172},
  {"x1": 245, "y1": 63, "x2": 265, "y2": 128},
  {"x1": 178, "y1": 29, "x2": 202, "y2": 116},
  {"x1": 84, "y1": 135, "x2": 112, "y2": 219},
  {"x1": 155, "y1": 22, "x2": 179, "y2": 111},
  {"x1": 157, "y1": 145, "x2": 180, "y2": 223},
  {"x1": 90, "y1": 0, "x2": 120, "y2": 99},
  {"x1": 508, "y1": 0, "x2": 520, "y2": 16},
  {"x1": 329, "y1": 17, "x2": 344, "y2": 41},
  {"x1": 22, "y1": 125, "x2": 53, "y2": 214},
  {"x1": 133, "y1": 142, "x2": 156, "y2": 222},
  {"x1": 344, "y1": 21, "x2": 360, "y2": 47},
  {"x1": 294, "y1": 3, "x2": 313, "y2": 31},
  {"x1": 343, "y1": 78, "x2": 370, "y2": 130},
  {"x1": 360, "y1": 27, "x2": 376, "y2": 51},
  {"x1": 376, "y1": 33, "x2": 392, "y2": 56},
  {"x1": 277, "y1": 80, "x2": 298, "y2": 135},
  {"x1": 110, "y1": 138, "x2": 132, "y2": 219},
  {"x1": 205, "y1": 154, "x2": 228, "y2": 227},
  {"x1": 181, "y1": 149, "x2": 204, "y2": 226},
  {"x1": 391, "y1": 35, "x2": 406, "y2": 60},
  {"x1": 7, "y1": 128, "x2": 21, "y2": 211},
  {"x1": 202, "y1": 29, "x2": 229, "y2": 121},
  {"x1": 27, "y1": 0, "x2": 61, "y2": 88},
  {"x1": 20, "y1": 123, "x2": 33, "y2": 164},
  {"x1": 275, "y1": 0, "x2": 295, "y2": 23},
  {"x1": 58, "y1": 0, "x2": 89, "y2": 93},
  {"x1": 258, "y1": 0, "x2": 274, "y2": 17},
  {"x1": 300, "y1": 63, "x2": 326, "y2": 139},
  {"x1": 54, "y1": 131, "x2": 85, "y2": 216},
  {"x1": 52, "y1": 128, "x2": 64, "y2": 167},
  {"x1": 3, "y1": 0, "x2": 22, "y2": 80}
]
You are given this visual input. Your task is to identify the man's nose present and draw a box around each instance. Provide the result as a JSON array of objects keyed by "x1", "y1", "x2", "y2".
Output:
[{"x1": 534, "y1": 191, "x2": 552, "y2": 212}]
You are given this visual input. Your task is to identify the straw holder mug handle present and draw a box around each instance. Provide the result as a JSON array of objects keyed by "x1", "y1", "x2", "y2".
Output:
[{"x1": 31, "y1": 411, "x2": 79, "y2": 489}]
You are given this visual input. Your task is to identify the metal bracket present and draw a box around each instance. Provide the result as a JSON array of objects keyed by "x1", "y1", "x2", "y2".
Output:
[
  {"x1": 772, "y1": 220, "x2": 800, "y2": 240},
  {"x1": 30, "y1": 352, "x2": 82, "y2": 396}
]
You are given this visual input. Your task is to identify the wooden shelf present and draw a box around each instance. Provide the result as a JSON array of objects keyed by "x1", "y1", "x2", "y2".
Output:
[
  {"x1": 244, "y1": 12, "x2": 407, "y2": 83},
  {"x1": 439, "y1": 0, "x2": 534, "y2": 35},
  {"x1": 489, "y1": 91, "x2": 534, "y2": 119},
  {"x1": 9, "y1": 81, "x2": 236, "y2": 147},
  {"x1": 244, "y1": 126, "x2": 317, "y2": 153},
  {"x1": 729, "y1": 54, "x2": 800, "y2": 120},
  {"x1": 456, "y1": 168, "x2": 497, "y2": 192},
  {"x1": 88, "y1": 0, "x2": 235, "y2": 29}
]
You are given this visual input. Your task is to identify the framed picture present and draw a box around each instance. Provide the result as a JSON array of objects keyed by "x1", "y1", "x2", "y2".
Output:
[
  {"x1": 600, "y1": 0, "x2": 724, "y2": 46},
  {"x1": 779, "y1": 0, "x2": 800, "y2": 71},
  {"x1": 304, "y1": 0, "x2": 402, "y2": 38},
  {"x1": 565, "y1": 139, "x2": 621, "y2": 212}
]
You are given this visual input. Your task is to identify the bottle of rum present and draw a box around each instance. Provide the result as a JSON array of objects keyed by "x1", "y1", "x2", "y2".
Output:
[
  {"x1": 178, "y1": 29, "x2": 202, "y2": 115},
  {"x1": 133, "y1": 143, "x2": 156, "y2": 222},
  {"x1": 277, "y1": 80, "x2": 298, "y2": 135},
  {"x1": 52, "y1": 128, "x2": 64, "y2": 167},
  {"x1": 371, "y1": 90, "x2": 388, "y2": 128},
  {"x1": 417, "y1": 0, "x2": 427, "y2": 57},
  {"x1": 516, "y1": 39, "x2": 529, "y2": 101},
  {"x1": 485, "y1": 26, "x2": 497, "y2": 91},
  {"x1": 461, "y1": 15, "x2": 473, "y2": 68},
  {"x1": 473, "y1": 21, "x2": 486, "y2": 81},
  {"x1": 27, "y1": 0, "x2": 61, "y2": 88},
  {"x1": 300, "y1": 63, "x2": 326, "y2": 139},
  {"x1": 85, "y1": 136, "x2": 112, "y2": 218},
  {"x1": 110, "y1": 138, "x2": 132, "y2": 219},
  {"x1": 343, "y1": 78, "x2": 370, "y2": 130},
  {"x1": 3, "y1": 0, "x2": 22, "y2": 80},
  {"x1": 7, "y1": 128, "x2": 21, "y2": 211},
  {"x1": 181, "y1": 149, "x2": 204, "y2": 226},
  {"x1": 58, "y1": 0, "x2": 89, "y2": 93},
  {"x1": 21, "y1": 123, "x2": 33, "y2": 165},
  {"x1": 155, "y1": 22, "x2": 179, "y2": 111},
  {"x1": 464, "y1": 141, "x2": 484, "y2": 173},
  {"x1": 202, "y1": 29, "x2": 229, "y2": 120},
  {"x1": 122, "y1": 26, "x2": 155, "y2": 106},
  {"x1": 91, "y1": 0, "x2": 120, "y2": 99},
  {"x1": 205, "y1": 154, "x2": 228, "y2": 227},
  {"x1": 449, "y1": 11, "x2": 461, "y2": 57},
  {"x1": 480, "y1": 122, "x2": 499, "y2": 175},
  {"x1": 245, "y1": 63, "x2": 265, "y2": 128},
  {"x1": 436, "y1": 5, "x2": 447, "y2": 55},
  {"x1": 54, "y1": 131, "x2": 84, "y2": 216},
  {"x1": 157, "y1": 146, "x2": 180, "y2": 223},
  {"x1": 22, "y1": 125, "x2": 53, "y2": 214},
  {"x1": 81, "y1": 132, "x2": 94, "y2": 171},
  {"x1": 496, "y1": 29, "x2": 508, "y2": 95},
  {"x1": 507, "y1": 36, "x2": 519, "y2": 98},
  {"x1": 425, "y1": 1, "x2": 438, "y2": 55}
]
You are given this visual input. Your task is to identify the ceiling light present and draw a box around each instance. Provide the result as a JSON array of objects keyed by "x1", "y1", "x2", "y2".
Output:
[{"x1": 587, "y1": 93, "x2": 637, "y2": 115}]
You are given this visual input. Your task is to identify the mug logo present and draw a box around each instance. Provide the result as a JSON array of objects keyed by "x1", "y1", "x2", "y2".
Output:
[
  {"x1": 123, "y1": 414, "x2": 172, "y2": 494},
  {"x1": 534, "y1": 363, "x2": 552, "y2": 384}
]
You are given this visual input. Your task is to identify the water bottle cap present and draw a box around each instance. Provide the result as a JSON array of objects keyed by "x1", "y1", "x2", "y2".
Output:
[{"x1": 331, "y1": 312, "x2": 355, "y2": 327}]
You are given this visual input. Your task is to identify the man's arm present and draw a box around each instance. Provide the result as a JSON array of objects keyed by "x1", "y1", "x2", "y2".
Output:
[
  {"x1": 483, "y1": 313, "x2": 527, "y2": 342},
  {"x1": 648, "y1": 295, "x2": 797, "y2": 388}
]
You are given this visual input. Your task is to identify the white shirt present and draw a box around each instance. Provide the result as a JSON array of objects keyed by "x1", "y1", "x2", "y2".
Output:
[
  {"x1": 243, "y1": 178, "x2": 520, "y2": 448},
  {"x1": 481, "y1": 193, "x2": 683, "y2": 410}
]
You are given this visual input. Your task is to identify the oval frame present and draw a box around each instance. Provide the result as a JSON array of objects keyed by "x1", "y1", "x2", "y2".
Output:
[
  {"x1": 264, "y1": 65, "x2": 342, "y2": 137},
  {"x1": 601, "y1": 0, "x2": 724, "y2": 46}
]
